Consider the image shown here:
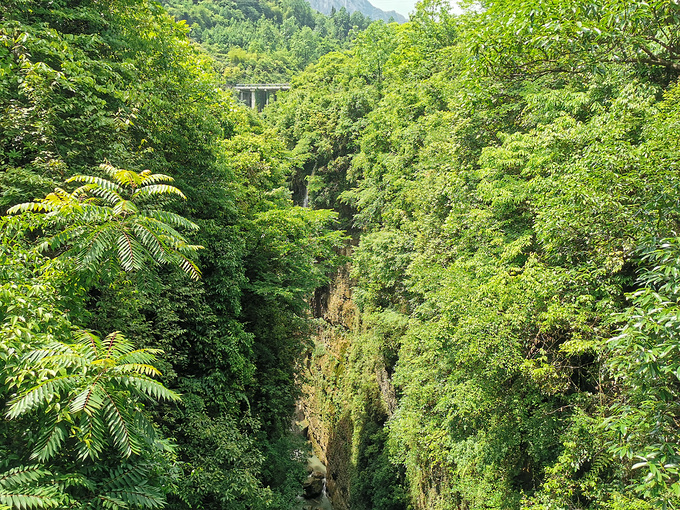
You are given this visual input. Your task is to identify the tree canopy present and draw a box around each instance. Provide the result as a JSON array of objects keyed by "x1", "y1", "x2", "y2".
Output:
[
  {"x1": 4, "y1": 0, "x2": 680, "y2": 509},
  {"x1": 265, "y1": 0, "x2": 680, "y2": 508},
  {"x1": 1, "y1": 1, "x2": 343, "y2": 509}
]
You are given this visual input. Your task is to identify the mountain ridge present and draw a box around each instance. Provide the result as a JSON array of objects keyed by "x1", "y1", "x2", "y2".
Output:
[{"x1": 308, "y1": 0, "x2": 407, "y2": 23}]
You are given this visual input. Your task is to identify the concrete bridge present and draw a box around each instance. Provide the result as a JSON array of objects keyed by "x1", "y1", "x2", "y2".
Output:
[{"x1": 234, "y1": 83, "x2": 290, "y2": 110}]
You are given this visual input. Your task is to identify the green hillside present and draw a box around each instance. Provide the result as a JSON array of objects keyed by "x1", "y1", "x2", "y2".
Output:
[
  {"x1": 161, "y1": 0, "x2": 371, "y2": 82},
  {"x1": 0, "y1": 1, "x2": 342, "y2": 509},
  {"x1": 265, "y1": 0, "x2": 680, "y2": 508}
]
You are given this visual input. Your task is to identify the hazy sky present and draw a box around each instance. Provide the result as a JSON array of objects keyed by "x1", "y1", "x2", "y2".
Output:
[
  {"x1": 370, "y1": 0, "x2": 418, "y2": 17},
  {"x1": 369, "y1": 0, "x2": 465, "y2": 19}
]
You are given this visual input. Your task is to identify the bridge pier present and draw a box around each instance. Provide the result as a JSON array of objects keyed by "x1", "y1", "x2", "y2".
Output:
[{"x1": 233, "y1": 83, "x2": 290, "y2": 111}]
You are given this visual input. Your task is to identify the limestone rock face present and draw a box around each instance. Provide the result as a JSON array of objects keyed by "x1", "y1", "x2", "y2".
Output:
[
  {"x1": 303, "y1": 263, "x2": 356, "y2": 510},
  {"x1": 302, "y1": 255, "x2": 400, "y2": 510}
]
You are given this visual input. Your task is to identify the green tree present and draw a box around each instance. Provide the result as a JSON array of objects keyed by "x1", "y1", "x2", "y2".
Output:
[
  {"x1": 471, "y1": 0, "x2": 680, "y2": 80},
  {"x1": 352, "y1": 21, "x2": 398, "y2": 85},
  {"x1": 606, "y1": 237, "x2": 680, "y2": 507},
  {"x1": 267, "y1": 1, "x2": 680, "y2": 508},
  {"x1": 0, "y1": 233, "x2": 179, "y2": 509}
]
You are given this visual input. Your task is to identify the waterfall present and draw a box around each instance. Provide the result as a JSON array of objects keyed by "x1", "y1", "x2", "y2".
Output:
[
  {"x1": 302, "y1": 185, "x2": 309, "y2": 208},
  {"x1": 302, "y1": 164, "x2": 316, "y2": 208}
]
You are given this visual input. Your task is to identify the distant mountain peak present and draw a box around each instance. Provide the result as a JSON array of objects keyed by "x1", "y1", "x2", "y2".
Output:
[{"x1": 308, "y1": 0, "x2": 408, "y2": 23}]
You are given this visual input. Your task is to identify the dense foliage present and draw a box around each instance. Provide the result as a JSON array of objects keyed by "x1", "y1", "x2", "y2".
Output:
[
  {"x1": 266, "y1": 0, "x2": 680, "y2": 508},
  {"x1": 160, "y1": 0, "x2": 372, "y2": 83},
  {"x1": 0, "y1": 0, "x2": 342, "y2": 509},
  {"x1": 5, "y1": 0, "x2": 680, "y2": 509}
]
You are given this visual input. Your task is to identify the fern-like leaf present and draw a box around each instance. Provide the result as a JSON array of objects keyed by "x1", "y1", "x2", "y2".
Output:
[
  {"x1": 131, "y1": 224, "x2": 166, "y2": 262},
  {"x1": 115, "y1": 364, "x2": 161, "y2": 377},
  {"x1": 115, "y1": 347, "x2": 161, "y2": 365},
  {"x1": 22, "y1": 342, "x2": 76, "y2": 364},
  {"x1": 78, "y1": 225, "x2": 118, "y2": 270},
  {"x1": 41, "y1": 189, "x2": 79, "y2": 211},
  {"x1": 118, "y1": 375, "x2": 180, "y2": 402},
  {"x1": 142, "y1": 209, "x2": 199, "y2": 230},
  {"x1": 112, "y1": 200, "x2": 139, "y2": 217},
  {"x1": 30, "y1": 422, "x2": 67, "y2": 463},
  {"x1": 70, "y1": 385, "x2": 107, "y2": 414},
  {"x1": 7, "y1": 376, "x2": 80, "y2": 419},
  {"x1": 138, "y1": 170, "x2": 174, "y2": 185},
  {"x1": 10, "y1": 330, "x2": 178, "y2": 477},
  {"x1": 132, "y1": 184, "x2": 186, "y2": 201},
  {"x1": 79, "y1": 204, "x2": 115, "y2": 223},
  {"x1": 116, "y1": 231, "x2": 149, "y2": 272},
  {"x1": 0, "y1": 491, "x2": 61, "y2": 510},
  {"x1": 0, "y1": 466, "x2": 61, "y2": 510},
  {"x1": 38, "y1": 225, "x2": 87, "y2": 253},
  {"x1": 103, "y1": 331, "x2": 131, "y2": 358},
  {"x1": 0, "y1": 467, "x2": 49, "y2": 489},
  {"x1": 74, "y1": 330, "x2": 101, "y2": 360},
  {"x1": 10, "y1": 163, "x2": 201, "y2": 279},
  {"x1": 168, "y1": 252, "x2": 202, "y2": 281},
  {"x1": 67, "y1": 174, "x2": 123, "y2": 194},
  {"x1": 102, "y1": 395, "x2": 134, "y2": 458},
  {"x1": 102, "y1": 166, "x2": 144, "y2": 189},
  {"x1": 6, "y1": 202, "x2": 54, "y2": 215},
  {"x1": 76, "y1": 413, "x2": 107, "y2": 461},
  {"x1": 97, "y1": 464, "x2": 164, "y2": 509},
  {"x1": 108, "y1": 487, "x2": 164, "y2": 509}
]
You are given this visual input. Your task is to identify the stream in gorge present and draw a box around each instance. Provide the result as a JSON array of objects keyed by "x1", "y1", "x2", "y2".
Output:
[{"x1": 295, "y1": 452, "x2": 333, "y2": 510}]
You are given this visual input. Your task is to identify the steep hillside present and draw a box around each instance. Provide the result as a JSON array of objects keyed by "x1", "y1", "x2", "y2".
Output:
[
  {"x1": 266, "y1": 0, "x2": 680, "y2": 508},
  {"x1": 160, "y1": 0, "x2": 371, "y2": 82},
  {"x1": 0, "y1": 1, "x2": 344, "y2": 509}
]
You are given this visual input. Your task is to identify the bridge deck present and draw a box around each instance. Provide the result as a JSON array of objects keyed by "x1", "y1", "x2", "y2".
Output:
[{"x1": 233, "y1": 83, "x2": 290, "y2": 91}]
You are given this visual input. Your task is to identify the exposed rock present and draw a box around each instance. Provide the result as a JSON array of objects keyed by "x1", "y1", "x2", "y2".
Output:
[
  {"x1": 298, "y1": 418, "x2": 310, "y2": 439},
  {"x1": 308, "y1": 455, "x2": 327, "y2": 476},
  {"x1": 376, "y1": 365, "x2": 397, "y2": 416},
  {"x1": 301, "y1": 263, "x2": 356, "y2": 510},
  {"x1": 303, "y1": 471, "x2": 326, "y2": 499}
]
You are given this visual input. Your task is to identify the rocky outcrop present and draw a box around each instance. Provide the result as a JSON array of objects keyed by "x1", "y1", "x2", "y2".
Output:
[
  {"x1": 302, "y1": 263, "x2": 356, "y2": 510},
  {"x1": 300, "y1": 237, "x2": 409, "y2": 508},
  {"x1": 376, "y1": 364, "x2": 397, "y2": 417},
  {"x1": 303, "y1": 471, "x2": 326, "y2": 498}
]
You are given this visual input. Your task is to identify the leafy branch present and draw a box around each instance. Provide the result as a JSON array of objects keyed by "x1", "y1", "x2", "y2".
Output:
[
  {"x1": 8, "y1": 163, "x2": 203, "y2": 279},
  {"x1": 7, "y1": 331, "x2": 179, "y2": 462}
]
